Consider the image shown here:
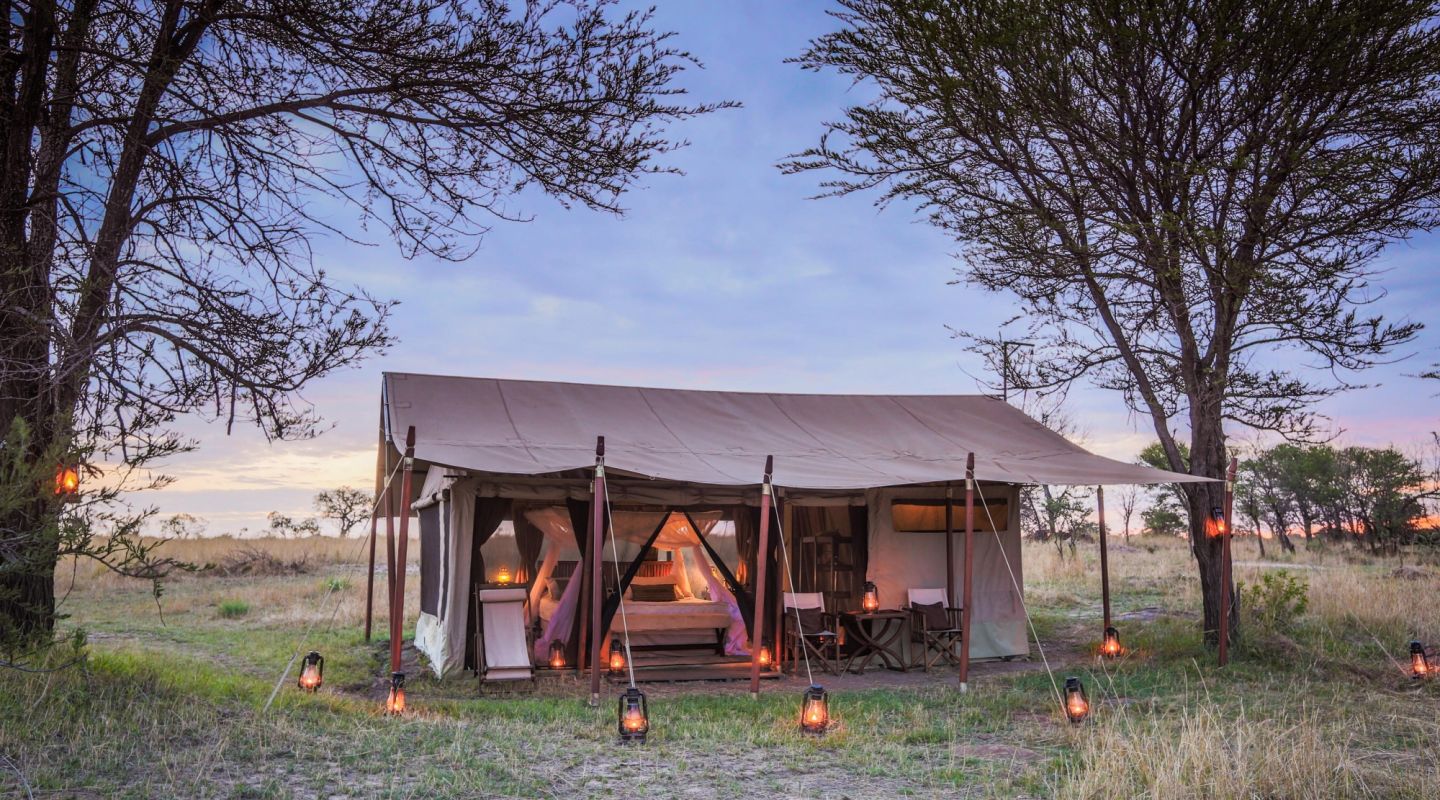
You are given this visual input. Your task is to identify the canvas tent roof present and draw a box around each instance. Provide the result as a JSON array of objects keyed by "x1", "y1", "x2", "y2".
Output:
[{"x1": 381, "y1": 373, "x2": 1209, "y2": 490}]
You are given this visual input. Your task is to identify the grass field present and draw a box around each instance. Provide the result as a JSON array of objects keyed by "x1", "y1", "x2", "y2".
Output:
[{"x1": 3, "y1": 534, "x2": 1438, "y2": 799}]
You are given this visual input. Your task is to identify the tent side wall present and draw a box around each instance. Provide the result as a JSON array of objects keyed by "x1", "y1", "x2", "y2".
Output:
[
  {"x1": 866, "y1": 485, "x2": 1027, "y2": 660},
  {"x1": 413, "y1": 474, "x2": 476, "y2": 678}
]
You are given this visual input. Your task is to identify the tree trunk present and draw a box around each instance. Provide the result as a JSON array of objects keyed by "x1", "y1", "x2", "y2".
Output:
[{"x1": 1185, "y1": 422, "x2": 1237, "y2": 650}]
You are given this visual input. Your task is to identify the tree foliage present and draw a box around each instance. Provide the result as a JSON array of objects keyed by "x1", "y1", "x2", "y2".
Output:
[
  {"x1": 314, "y1": 486, "x2": 373, "y2": 538},
  {"x1": 789, "y1": 0, "x2": 1440, "y2": 645},
  {"x1": 0, "y1": 0, "x2": 726, "y2": 643}
]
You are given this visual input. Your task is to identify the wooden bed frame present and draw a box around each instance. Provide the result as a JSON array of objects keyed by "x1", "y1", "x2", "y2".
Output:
[{"x1": 549, "y1": 560, "x2": 726, "y2": 654}]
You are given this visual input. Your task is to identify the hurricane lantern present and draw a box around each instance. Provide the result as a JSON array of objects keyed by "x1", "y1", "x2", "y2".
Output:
[
  {"x1": 548, "y1": 640, "x2": 566, "y2": 670},
  {"x1": 495, "y1": 565, "x2": 513, "y2": 585},
  {"x1": 800, "y1": 684, "x2": 830, "y2": 734},
  {"x1": 617, "y1": 687, "x2": 649, "y2": 743},
  {"x1": 757, "y1": 641, "x2": 773, "y2": 669},
  {"x1": 385, "y1": 671, "x2": 406, "y2": 715},
  {"x1": 1100, "y1": 626, "x2": 1123, "y2": 658},
  {"x1": 297, "y1": 650, "x2": 324, "y2": 692},
  {"x1": 1410, "y1": 641, "x2": 1432, "y2": 680},
  {"x1": 608, "y1": 637, "x2": 626, "y2": 677},
  {"x1": 1063, "y1": 676, "x2": 1090, "y2": 724},
  {"x1": 54, "y1": 464, "x2": 80, "y2": 497},
  {"x1": 861, "y1": 581, "x2": 880, "y2": 613},
  {"x1": 1209, "y1": 506, "x2": 1227, "y2": 537}
]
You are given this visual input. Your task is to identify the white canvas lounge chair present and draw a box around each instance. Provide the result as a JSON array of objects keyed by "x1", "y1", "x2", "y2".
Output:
[
  {"x1": 475, "y1": 587, "x2": 534, "y2": 684},
  {"x1": 783, "y1": 592, "x2": 841, "y2": 676},
  {"x1": 907, "y1": 588, "x2": 963, "y2": 672}
]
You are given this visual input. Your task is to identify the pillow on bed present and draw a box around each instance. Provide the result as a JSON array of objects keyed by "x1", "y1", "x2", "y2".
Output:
[
  {"x1": 631, "y1": 583, "x2": 680, "y2": 602},
  {"x1": 628, "y1": 572, "x2": 692, "y2": 599}
]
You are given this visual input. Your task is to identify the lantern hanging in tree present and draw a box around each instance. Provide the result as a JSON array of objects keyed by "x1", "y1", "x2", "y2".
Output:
[
  {"x1": 298, "y1": 651, "x2": 324, "y2": 692},
  {"x1": 1100, "y1": 626, "x2": 1123, "y2": 658},
  {"x1": 800, "y1": 684, "x2": 830, "y2": 734},
  {"x1": 54, "y1": 464, "x2": 79, "y2": 497},
  {"x1": 495, "y1": 565, "x2": 513, "y2": 585},
  {"x1": 617, "y1": 686, "x2": 649, "y2": 743},
  {"x1": 861, "y1": 581, "x2": 880, "y2": 613},
  {"x1": 385, "y1": 671, "x2": 406, "y2": 715},
  {"x1": 1063, "y1": 676, "x2": 1090, "y2": 724},
  {"x1": 608, "y1": 637, "x2": 626, "y2": 677},
  {"x1": 1410, "y1": 641, "x2": 1432, "y2": 680},
  {"x1": 1209, "y1": 506, "x2": 1227, "y2": 537},
  {"x1": 548, "y1": 640, "x2": 566, "y2": 670}
]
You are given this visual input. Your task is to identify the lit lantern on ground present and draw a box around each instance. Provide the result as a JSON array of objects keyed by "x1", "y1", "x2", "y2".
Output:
[
  {"x1": 1100, "y1": 626, "x2": 1123, "y2": 658},
  {"x1": 298, "y1": 651, "x2": 324, "y2": 692},
  {"x1": 757, "y1": 641, "x2": 773, "y2": 670},
  {"x1": 495, "y1": 565, "x2": 513, "y2": 585},
  {"x1": 54, "y1": 464, "x2": 79, "y2": 497},
  {"x1": 861, "y1": 581, "x2": 880, "y2": 613},
  {"x1": 385, "y1": 671, "x2": 406, "y2": 715},
  {"x1": 1410, "y1": 641, "x2": 1432, "y2": 680},
  {"x1": 1063, "y1": 676, "x2": 1090, "y2": 724},
  {"x1": 617, "y1": 686, "x2": 649, "y2": 743},
  {"x1": 609, "y1": 636, "x2": 626, "y2": 677},
  {"x1": 800, "y1": 684, "x2": 830, "y2": 734},
  {"x1": 548, "y1": 640, "x2": 566, "y2": 670}
]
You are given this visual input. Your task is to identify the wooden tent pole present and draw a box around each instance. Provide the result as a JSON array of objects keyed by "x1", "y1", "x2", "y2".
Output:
[
  {"x1": 1218, "y1": 456, "x2": 1238, "y2": 667},
  {"x1": 589, "y1": 436, "x2": 606, "y2": 704},
  {"x1": 749, "y1": 456, "x2": 775, "y2": 698},
  {"x1": 945, "y1": 485, "x2": 955, "y2": 608},
  {"x1": 959, "y1": 452, "x2": 975, "y2": 691},
  {"x1": 384, "y1": 463, "x2": 396, "y2": 647},
  {"x1": 1097, "y1": 486, "x2": 1111, "y2": 632},
  {"x1": 364, "y1": 508, "x2": 378, "y2": 642},
  {"x1": 390, "y1": 426, "x2": 416, "y2": 674}
]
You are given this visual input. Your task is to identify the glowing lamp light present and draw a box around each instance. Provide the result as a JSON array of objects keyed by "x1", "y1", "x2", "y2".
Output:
[
  {"x1": 861, "y1": 581, "x2": 880, "y2": 613},
  {"x1": 1410, "y1": 641, "x2": 1432, "y2": 680},
  {"x1": 495, "y1": 566, "x2": 513, "y2": 585},
  {"x1": 608, "y1": 637, "x2": 626, "y2": 677},
  {"x1": 1209, "y1": 506, "x2": 1227, "y2": 537},
  {"x1": 297, "y1": 650, "x2": 324, "y2": 692},
  {"x1": 1063, "y1": 676, "x2": 1090, "y2": 724},
  {"x1": 548, "y1": 640, "x2": 566, "y2": 670},
  {"x1": 617, "y1": 686, "x2": 649, "y2": 743},
  {"x1": 385, "y1": 671, "x2": 406, "y2": 715},
  {"x1": 54, "y1": 464, "x2": 80, "y2": 496},
  {"x1": 1100, "y1": 626, "x2": 1123, "y2": 658},
  {"x1": 800, "y1": 684, "x2": 830, "y2": 734},
  {"x1": 757, "y1": 641, "x2": 773, "y2": 670}
]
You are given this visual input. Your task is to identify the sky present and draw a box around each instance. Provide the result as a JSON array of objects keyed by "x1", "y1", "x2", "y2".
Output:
[{"x1": 136, "y1": 2, "x2": 1440, "y2": 537}]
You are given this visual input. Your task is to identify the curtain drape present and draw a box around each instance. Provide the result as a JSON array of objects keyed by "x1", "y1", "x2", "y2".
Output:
[
  {"x1": 512, "y1": 504, "x2": 545, "y2": 585},
  {"x1": 733, "y1": 505, "x2": 758, "y2": 591},
  {"x1": 464, "y1": 497, "x2": 511, "y2": 672}
]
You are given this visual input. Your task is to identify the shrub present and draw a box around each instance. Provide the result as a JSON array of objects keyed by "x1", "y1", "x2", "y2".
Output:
[
  {"x1": 1240, "y1": 570, "x2": 1308, "y2": 632},
  {"x1": 323, "y1": 577, "x2": 351, "y2": 592},
  {"x1": 217, "y1": 599, "x2": 250, "y2": 618}
]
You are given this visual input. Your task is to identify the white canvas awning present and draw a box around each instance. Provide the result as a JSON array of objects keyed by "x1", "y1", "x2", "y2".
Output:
[{"x1": 382, "y1": 373, "x2": 1209, "y2": 489}]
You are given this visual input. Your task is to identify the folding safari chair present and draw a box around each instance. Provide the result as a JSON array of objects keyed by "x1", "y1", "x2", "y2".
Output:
[
  {"x1": 475, "y1": 587, "x2": 535, "y2": 689},
  {"x1": 906, "y1": 588, "x2": 963, "y2": 672},
  {"x1": 782, "y1": 592, "x2": 841, "y2": 676}
]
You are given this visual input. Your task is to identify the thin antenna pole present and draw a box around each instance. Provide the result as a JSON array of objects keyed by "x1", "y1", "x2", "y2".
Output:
[
  {"x1": 1097, "y1": 486, "x2": 1111, "y2": 631},
  {"x1": 749, "y1": 456, "x2": 775, "y2": 699}
]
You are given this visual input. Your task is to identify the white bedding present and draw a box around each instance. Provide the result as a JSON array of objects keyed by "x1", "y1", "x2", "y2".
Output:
[{"x1": 538, "y1": 595, "x2": 731, "y2": 632}]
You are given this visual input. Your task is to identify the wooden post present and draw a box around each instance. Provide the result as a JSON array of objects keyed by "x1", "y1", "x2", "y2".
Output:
[
  {"x1": 959, "y1": 453, "x2": 975, "y2": 691},
  {"x1": 1097, "y1": 486, "x2": 1111, "y2": 632},
  {"x1": 384, "y1": 465, "x2": 396, "y2": 645},
  {"x1": 364, "y1": 507, "x2": 378, "y2": 642},
  {"x1": 945, "y1": 485, "x2": 955, "y2": 608},
  {"x1": 749, "y1": 456, "x2": 775, "y2": 698},
  {"x1": 589, "y1": 436, "x2": 606, "y2": 704},
  {"x1": 390, "y1": 426, "x2": 416, "y2": 674},
  {"x1": 576, "y1": 504, "x2": 592, "y2": 677},
  {"x1": 1218, "y1": 456, "x2": 1239, "y2": 667}
]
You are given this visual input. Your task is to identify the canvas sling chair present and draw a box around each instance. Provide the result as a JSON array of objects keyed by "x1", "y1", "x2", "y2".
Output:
[
  {"x1": 906, "y1": 588, "x2": 964, "y2": 672},
  {"x1": 474, "y1": 586, "x2": 534, "y2": 686},
  {"x1": 782, "y1": 592, "x2": 842, "y2": 676}
]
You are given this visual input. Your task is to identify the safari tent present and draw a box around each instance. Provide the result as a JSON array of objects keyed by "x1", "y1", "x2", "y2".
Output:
[{"x1": 371, "y1": 373, "x2": 1202, "y2": 684}]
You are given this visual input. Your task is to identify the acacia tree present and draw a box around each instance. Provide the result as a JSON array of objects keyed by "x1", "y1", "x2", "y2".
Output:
[
  {"x1": 0, "y1": 0, "x2": 726, "y2": 643},
  {"x1": 314, "y1": 487, "x2": 372, "y2": 538},
  {"x1": 789, "y1": 0, "x2": 1437, "y2": 646}
]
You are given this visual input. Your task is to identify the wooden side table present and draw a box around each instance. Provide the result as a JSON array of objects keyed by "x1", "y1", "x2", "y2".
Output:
[{"x1": 840, "y1": 610, "x2": 910, "y2": 673}]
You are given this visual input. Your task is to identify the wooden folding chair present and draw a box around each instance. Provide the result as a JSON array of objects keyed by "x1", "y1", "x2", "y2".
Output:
[
  {"x1": 782, "y1": 592, "x2": 841, "y2": 676},
  {"x1": 906, "y1": 588, "x2": 963, "y2": 672}
]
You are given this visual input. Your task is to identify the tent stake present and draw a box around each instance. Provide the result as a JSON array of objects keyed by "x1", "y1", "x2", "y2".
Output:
[
  {"x1": 391, "y1": 426, "x2": 416, "y2": 674},
  {"x1": 1218, "y1": 456, "x2": 1238, "y2": 667},
  {"x1": 749, "y1": 456, "x2": 775, "y2": 698},
  {"x1": 959, "y1": 453, "x2": 975, "y2": 691},
  {"x1": 1097, "y1": 486, "x2": 1111, "y2": 633},
  {"x1": 589, "y1": 436, "x2": 606, "y2": 705}
]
